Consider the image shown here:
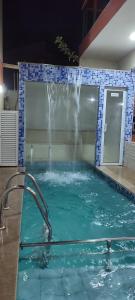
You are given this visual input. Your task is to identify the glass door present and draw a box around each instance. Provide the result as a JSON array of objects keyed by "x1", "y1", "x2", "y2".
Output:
[{"x1": 101, "y1": 89, "x2": 126, "y2": 165}]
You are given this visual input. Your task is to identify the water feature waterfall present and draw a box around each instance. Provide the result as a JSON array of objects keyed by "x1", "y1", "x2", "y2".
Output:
[
  {"x1": 72, "y1": 71, "x2": 82, "y2": 165},
  {"x1": 26, "y1": 71, "x2": 98, "y2": 166},
  {"x1": 46, "y1": 70, "x2": 82, "y2": 169},
  {"x1": 30, "y1": 144, "x2": 34, "y2": 165},
  {"x1": 47, "y1": 86, "x2": 52, "y2": 171},
  {"x1": 47, "y1": 82, "x2": 56, "y2": 171}
]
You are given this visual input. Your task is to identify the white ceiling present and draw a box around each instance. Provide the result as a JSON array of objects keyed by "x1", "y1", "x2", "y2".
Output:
[{"x1": 81, "y1": 0, "x2": 135, "y2": 62}]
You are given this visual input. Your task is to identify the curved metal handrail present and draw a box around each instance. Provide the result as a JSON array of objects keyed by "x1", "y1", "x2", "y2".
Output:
[
  {"x1": 4, "y1": 171, "x2": 48, "y2": 214},
  {"x1": 0, "y1": 185, "x2": 52, "y2": 241},
  {"x1": 3, "y1": 171, "x2": 52, "y2": 240}
]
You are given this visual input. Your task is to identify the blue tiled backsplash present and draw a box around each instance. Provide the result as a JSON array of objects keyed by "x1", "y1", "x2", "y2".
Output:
[{"x1": 19, "y1": 63, "x2": 135, "y2": 166}]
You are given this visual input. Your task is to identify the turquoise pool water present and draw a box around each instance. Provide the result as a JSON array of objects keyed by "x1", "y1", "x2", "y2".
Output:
[{"x1": 17, "y1": 163, "x2": 135, "y2": 300}]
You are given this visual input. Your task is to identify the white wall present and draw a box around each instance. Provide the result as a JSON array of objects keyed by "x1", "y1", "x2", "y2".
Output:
[
  {"x1": 118, "y1": 49, "x2": 135, "y2": 70},
  {"x1": 79, "y1": 50, "x2": 135, "y2": 71},
  {"x1": 79, "y1": 57, "x2": 118, "y2": 69},
  {"x1": 0, "y1": 0, "x2": 2, "y2": 61}
]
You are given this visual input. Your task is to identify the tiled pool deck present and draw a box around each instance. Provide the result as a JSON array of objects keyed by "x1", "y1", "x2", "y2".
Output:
[
  {"x1": 97, "y1": 166, "x2": 135, "y2": 196},
  {"x1": 0, "y1": 165, "x2": 135, "y2": 300}
]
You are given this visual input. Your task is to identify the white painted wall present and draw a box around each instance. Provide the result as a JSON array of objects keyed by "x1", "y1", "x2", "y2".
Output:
[
  {"x1": 118, "y1": 49, "x2": 135, "y2": 70},
  {"x1": 79, "y1": 57, "x2": 118, "y2": 69},
  {"x1": 0, "y1": 0, "x2": 2, "y2": 61}
]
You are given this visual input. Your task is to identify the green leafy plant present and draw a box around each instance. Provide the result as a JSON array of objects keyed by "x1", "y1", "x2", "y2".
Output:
[{"x1": 55, "y1": 36, "x2": 79, "y2": 64}]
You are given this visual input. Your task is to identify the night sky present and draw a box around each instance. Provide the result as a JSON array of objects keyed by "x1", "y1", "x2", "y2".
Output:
[{"x1": 3, "y1": 0, "x2": 82, "y2": 66}]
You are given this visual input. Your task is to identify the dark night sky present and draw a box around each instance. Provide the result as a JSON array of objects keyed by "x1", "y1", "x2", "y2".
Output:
[{"x1": 3, "y1": 0, "x2": 82, "y2": 65}]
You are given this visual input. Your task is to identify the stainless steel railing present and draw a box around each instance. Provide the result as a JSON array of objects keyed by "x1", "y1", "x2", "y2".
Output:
[
  {"x1": 2, "y1": 171, "x2": 52, "y2": 241},
  {"x1": 2, "y1": 174, "x2": 135, "y2": 260},
  {"x1": 4, "y1": 171, "x2": 48, "y2": 214},
  {"x1": 20, "y1": 236, "x2": 135, "y2": 255},
  {"x1": 0, "y1": 185, "x2": 52, "y2": 241},
  {"x1": 20, "y1": 236, "x2": 135, "y2": 248}
]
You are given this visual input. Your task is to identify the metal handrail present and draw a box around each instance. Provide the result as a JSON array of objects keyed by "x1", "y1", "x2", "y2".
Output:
[
  {"x1": 4, "y1": 171, "x2": 48, "y2": 214},
  {"x1": 0, "y1": 185, "x2": 52, "y2": 241},
  {"x1": 3, "y1": 171, "x2": 52, "y2": 240},
  {"x1": 20, "y1": 236, "x2": 135, "y2": 249}
]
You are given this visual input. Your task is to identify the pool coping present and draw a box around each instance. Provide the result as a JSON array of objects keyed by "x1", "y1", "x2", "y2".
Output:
[{"x1": 96, "y1": 166, "x2": 135, "y2": 202}]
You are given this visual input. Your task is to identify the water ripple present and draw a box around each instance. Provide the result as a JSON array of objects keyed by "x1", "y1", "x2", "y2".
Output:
[{"x1": 37, "y1": 171, "x2": 90, "y2": 185}]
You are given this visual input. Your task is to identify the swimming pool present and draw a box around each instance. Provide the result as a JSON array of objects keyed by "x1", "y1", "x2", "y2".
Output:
[{"x1": 17, "y1": 163, "x2": 135, "y2": 299}]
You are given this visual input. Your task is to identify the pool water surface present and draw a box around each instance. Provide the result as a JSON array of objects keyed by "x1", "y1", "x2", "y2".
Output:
[{"x1": 17, "y1": 163, "x2": 135, "y2": 299}]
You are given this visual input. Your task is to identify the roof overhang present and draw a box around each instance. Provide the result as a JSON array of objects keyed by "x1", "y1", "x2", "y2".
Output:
[{"x1": 79, "y1": 0, "x2": 135, "y2": 62}]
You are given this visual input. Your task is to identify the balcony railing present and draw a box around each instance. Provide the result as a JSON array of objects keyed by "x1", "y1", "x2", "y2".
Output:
[{"x1": 81, "y1": 0, "x2": 110, "y2": 39}]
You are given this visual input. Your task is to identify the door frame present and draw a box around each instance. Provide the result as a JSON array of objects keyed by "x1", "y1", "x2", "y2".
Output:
[{"x1": 100, "y1": 88, "x2": 127, "y2": 165}]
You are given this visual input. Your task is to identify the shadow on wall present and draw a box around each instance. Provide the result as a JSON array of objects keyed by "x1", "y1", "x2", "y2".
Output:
[{"x1": 4, "y1": 90, "x2": 18, "y2": 110}]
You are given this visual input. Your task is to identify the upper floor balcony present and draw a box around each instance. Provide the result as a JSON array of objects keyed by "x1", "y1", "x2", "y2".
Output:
[{"x1": 81, "y1": 0, "x2": 110, "y2": 40}]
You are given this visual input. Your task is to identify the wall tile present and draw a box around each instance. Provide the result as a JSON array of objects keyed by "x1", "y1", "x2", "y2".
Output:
[{"x1": 19, "y1": 63, "x2": 134, "y2": 167}]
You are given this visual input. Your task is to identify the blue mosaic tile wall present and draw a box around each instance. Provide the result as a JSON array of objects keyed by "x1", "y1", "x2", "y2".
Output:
[
  {"x1": 131, "y1": 69, "x2": 135, "y2": 100},
  {"x1": 19, "y1": 63, "x2": 134, "y2": 166}
]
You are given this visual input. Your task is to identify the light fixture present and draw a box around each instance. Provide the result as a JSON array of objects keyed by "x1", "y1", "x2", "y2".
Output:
[
  {"x1": 129, "y1": 32, "x2": 135, "y2": 41},
  {"x1": 88, "y1": 97, "x2": 95, "y2": 102},
  {"x1": 0, "y1": 84, "x2": 5, "y2": 94}
]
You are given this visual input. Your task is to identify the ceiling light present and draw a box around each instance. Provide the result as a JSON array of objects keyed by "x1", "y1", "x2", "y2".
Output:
[{"x1": 129, "y1": 32, "x2": 135, "y2": 41}]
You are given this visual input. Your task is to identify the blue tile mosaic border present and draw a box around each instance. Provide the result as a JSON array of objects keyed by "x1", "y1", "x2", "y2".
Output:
[
  {"x1": 95, "y1": 167, "x2": 135, "y2": 202},
  {"x1": 19, "y1": 63, "x2": 135, "y2": 166}
]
